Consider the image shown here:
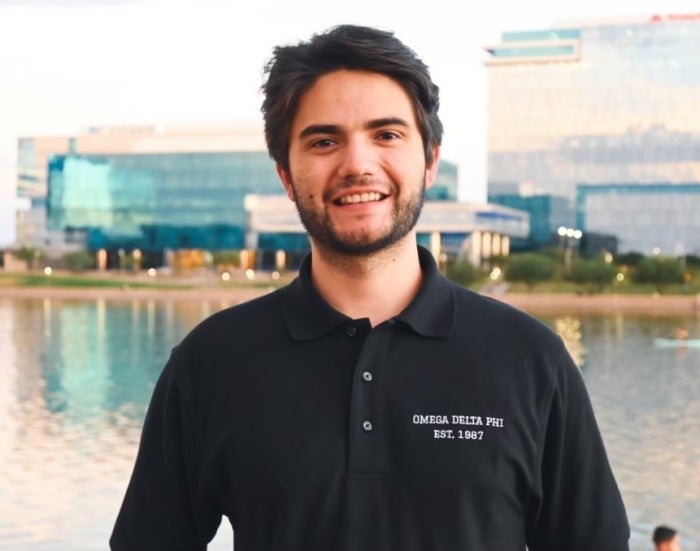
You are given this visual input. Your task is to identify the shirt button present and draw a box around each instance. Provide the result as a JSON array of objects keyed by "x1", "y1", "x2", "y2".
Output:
[
  {"x1": 362, "y1": 420, "x2": 373, "y2": 432},
  {"x1": 346, "y1": 326, "x2": 357, "y2": 337},
  {"x1": 361, "y1": 371, "x2": 373, "y2": 382}
]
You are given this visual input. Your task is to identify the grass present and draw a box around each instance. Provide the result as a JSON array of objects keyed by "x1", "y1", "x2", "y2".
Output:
[
  {"x1": 2, "y1": 270, "x2": 698, "y2": 296},
  {"x1": 476, "y1": 279, "x2": 700, "y2": 296},
  {"x1": 0, "y1": 269, "x2": 294, "y2": 291},
  {"x1": 0, "y1": 272, "x2": 192, "y2": 290}
]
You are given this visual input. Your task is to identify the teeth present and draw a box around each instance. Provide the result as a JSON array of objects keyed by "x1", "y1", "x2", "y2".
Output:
[{"x1": 338, "y1": 192, "x2": 382, "y2": 205}]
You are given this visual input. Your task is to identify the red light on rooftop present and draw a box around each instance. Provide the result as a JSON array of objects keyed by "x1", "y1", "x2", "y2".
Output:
[{"x1": 650, "y1": 13, "x2": 700, "y2": 22}]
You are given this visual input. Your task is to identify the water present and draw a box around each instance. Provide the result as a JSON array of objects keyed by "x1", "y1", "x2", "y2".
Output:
[{"x1": 0, "y1": 297, "x2": 698, "y2": 551}]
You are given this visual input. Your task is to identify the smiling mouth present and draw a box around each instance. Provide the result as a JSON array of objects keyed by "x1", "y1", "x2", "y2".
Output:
[{"x1": 336, "y1": 192, "x2": 385, "y2": 205}]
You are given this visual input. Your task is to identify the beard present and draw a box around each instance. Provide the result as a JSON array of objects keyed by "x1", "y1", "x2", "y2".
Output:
[{"x1": 291, "y1": 177, "x2": 426, "y2": 257}]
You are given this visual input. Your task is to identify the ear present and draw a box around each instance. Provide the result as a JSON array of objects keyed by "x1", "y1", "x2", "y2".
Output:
[
  {"x1": 276, "y1": 164, "x2": 296, "y2": 201},
  {"x1": 424, "y1": 146, "x2": 441, "y2": 190}
]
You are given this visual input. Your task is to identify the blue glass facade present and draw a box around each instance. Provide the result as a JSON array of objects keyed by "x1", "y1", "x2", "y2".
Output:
[
  {"x1": 488, "y1": 194, "x2": 572, "y2": 250},
  {"x1": 576, "y1": 183, "x2": 700, "y2": 255},
  {"x1": 47, "y1": 152, "x2": 280, "y2": 251},
  {"x1": 426, "y1": 160, "x2": 458, "y2": 201},
  {"x1": 47, "y1": 151, "x2": 459, "y2": 253}
]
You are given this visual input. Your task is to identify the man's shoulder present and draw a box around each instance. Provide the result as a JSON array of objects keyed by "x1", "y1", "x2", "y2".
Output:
[
  {"x1": 451, "y1": 283, "x2": 546, "y2": 324},
  {"x1": 449, "y1": 283, "x2": 562, "y2": 346},
  {"x1": 182, "y1": 286, "x2": 287, "y2": 346}
]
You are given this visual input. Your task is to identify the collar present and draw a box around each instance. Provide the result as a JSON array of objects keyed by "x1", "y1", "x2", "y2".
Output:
[{"x1": 282, "y1": 245, "x2": 456, "y2": 341}]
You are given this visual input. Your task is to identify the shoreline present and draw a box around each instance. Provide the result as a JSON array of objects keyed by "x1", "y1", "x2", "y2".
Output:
[
  {"x1": 1, "y1": 285, "x2": 699, "y2": 316},
  {"x1": 486, "y1": 292, "x2": 700, "y2": 316}
]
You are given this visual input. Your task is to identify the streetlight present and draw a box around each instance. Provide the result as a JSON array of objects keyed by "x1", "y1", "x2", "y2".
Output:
[{"x1": 558, "y1": 226, "x2": 582, "y2": 270}]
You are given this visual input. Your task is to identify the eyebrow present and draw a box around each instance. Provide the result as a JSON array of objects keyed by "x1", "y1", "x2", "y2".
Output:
[
  {"x1": 297, "y1": 117, "x2": 411, "y2": 139},
  {"x1": 367, "y1": 117, "x2": 411, "y2": 130}
]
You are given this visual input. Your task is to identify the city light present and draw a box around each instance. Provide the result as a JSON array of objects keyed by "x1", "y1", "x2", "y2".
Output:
[{"x1": 558, "y1": 226, "x2": 583, "y2": 269}]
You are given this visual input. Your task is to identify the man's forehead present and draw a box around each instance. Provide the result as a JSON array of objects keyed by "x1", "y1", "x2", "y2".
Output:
[{"x1": 291, "y1": 71, "x2": 418, "y2": 133}]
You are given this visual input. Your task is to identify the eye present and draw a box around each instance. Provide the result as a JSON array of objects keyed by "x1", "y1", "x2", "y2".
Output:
[
  {"x1": 376, "y1": 130, "x2": 401, "y2": 141},
  {"x1": 311, "y1": 138, "x2": 336, "y2": 148}
]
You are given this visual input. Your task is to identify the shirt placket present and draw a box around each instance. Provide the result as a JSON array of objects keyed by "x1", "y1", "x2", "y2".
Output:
[{"x1": 347, "y1": 320, "x2": 393, "y2": 477}]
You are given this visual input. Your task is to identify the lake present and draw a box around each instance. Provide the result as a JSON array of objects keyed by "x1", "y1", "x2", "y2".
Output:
[{"x1": 0, "y1": 296, "x2": 698, "y2": 551}]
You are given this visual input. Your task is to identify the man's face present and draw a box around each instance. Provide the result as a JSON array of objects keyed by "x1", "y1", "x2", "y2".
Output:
[
  {"x1": 660, "y1": 535, "x2": 682, "y2": 551},
  {"x1": 277, "y1": 69, "x2": 439, "y2": 256}
]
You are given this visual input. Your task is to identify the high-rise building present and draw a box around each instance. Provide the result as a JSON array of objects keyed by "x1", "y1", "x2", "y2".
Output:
[{"x1": 484, "y1": 13, "x2": 700, "y2": 254}]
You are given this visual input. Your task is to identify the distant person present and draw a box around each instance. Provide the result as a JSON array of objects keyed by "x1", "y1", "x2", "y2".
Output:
[
  {"x1": 110, "y1": 24, "x2": 630, "y2": 550},
  {"x1": 653, "y1": 525, "x2": 681, "y2": 551}
]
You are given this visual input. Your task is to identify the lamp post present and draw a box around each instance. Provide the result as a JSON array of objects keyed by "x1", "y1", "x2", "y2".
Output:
[{"x1": 558, "y1": 226, "x2": 582, "y2": 270}]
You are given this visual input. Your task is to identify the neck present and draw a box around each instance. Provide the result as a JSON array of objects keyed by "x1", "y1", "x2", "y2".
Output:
[{"x1": 309, "y1": 237, "x2": 423, "y2": 327}]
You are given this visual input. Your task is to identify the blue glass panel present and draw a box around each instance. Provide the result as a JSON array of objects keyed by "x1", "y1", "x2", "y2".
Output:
[
  {"x1": 490, "y1": 45, "x2": 575, "y2": 58},
  {"x1": 502, "y1": 29, "x2": 581, "y2": 42}
]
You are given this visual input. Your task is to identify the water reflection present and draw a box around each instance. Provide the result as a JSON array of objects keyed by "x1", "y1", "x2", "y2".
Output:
[
  {"x1": 0, "y1": 298, "x2": 698, "y2": 551},
  {"x1": 552, "y1": 316, "x2": 585, "y2": 368},
  {"x1": 543, "y1": 313, "x2": 700, "y2": 550},
  {"x1": 0, "y1": 297, "x2": 236, "y2": 551}
]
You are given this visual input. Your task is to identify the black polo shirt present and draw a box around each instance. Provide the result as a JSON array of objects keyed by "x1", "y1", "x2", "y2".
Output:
[{"x1": 111, "y1": 246, "x2": 629, "y2": 551}]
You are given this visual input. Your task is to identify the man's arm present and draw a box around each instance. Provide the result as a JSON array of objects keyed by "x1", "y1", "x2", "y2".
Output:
[
  {"x1": 110, "y1": 350, "x2": 221, "y2": 550},
  {"x1": 527, "y1": 347, "x2": 630, "y2": 551}
]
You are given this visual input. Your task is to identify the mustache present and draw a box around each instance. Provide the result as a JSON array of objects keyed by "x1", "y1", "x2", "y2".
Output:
[{"x1": 322, "y1": 176, "x2": 395, "y2": 202}]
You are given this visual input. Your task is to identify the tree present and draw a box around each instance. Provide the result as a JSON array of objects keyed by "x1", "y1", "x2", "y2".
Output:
[
  {"x1": 13, "y1": 246, "x2": 43, "y2": 269},
  {"x1": 632, "y1": 256, "x2": 684, "y2": 292},
  {"x1": 568, "y1": 258, "x2": 617, "y2": 293},
  {"x1": 615, "y1": 251, "x2": 645, "y2": 268},
  {"x1": 212, "y1": 250, "x2": 241, "y2": 269},
  {"x1": 445, "y1": 257, "x2": 478, "y2": 287},
  {"x1": 62, "y1": 250, "x2": 96, "y2": 272},
  {"x1": 504, "y1": 253, "x2": 556, "y2": 291}
]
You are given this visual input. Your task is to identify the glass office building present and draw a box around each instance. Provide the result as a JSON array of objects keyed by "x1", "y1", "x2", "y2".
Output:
[
  {"x1": 47, "y1": 151, "x2": 280, "y2": 251},
  {"x1": 577, "y1": 183, "x2": 700, "y2": 255},
  {"x1": 46, "y1": 146, "x2": 459, "y2": 254},
  {"x1": 22, "y1": 123, "x2": 457, "y2": 260},
  {"x1": 488, "y1": 193, "x2": 573, "y2": 250},
  {"x1": 484, "y1": 14, "x2": 700, "y2": 253}
]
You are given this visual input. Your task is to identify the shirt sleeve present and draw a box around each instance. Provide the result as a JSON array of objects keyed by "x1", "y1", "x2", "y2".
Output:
[
  {"x1": 526, "y1": 345, "x2": 630, "y2": 551},
  {"x1": 110, "y1": 348, "x2": 222, "y2": 551}
]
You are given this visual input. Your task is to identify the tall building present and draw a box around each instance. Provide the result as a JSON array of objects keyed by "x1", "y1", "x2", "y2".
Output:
[{"x1": 484, "y1": 13, "x2": 700, "y2": 254}]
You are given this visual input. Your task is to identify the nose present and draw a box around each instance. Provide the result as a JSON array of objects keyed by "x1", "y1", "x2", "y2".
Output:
[{"x1": 336, "y1": 136, "x2": 376, "y2": 180}]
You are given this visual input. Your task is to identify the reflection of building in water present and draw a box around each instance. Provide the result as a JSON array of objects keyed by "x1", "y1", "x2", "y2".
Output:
[
  {"x1": 1, "y1": 297, "x2": 235, "y2": 485},
  {"x1": 4, "y1": 299, "x2": 45, "y2": 406},
  {"x1": 553, "y1": 316, "x2": 585, "y2": 368},
  {"x1": 35, "y1": 299, "x2": 235, "y2": 428},
  {"x1": 0, "y1": 301, "x2": 20, "y2": 451},
  {"x1": 4, "y1": 299, "x2": 207, "y2": 430},
  {"x1": 46, "y1": 301, "x2": 110, "y2": 422}
]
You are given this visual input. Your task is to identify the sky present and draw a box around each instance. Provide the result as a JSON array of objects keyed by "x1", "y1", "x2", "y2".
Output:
[{"x1": 1, "y1": 0, "x2": 699, "y2": 247}]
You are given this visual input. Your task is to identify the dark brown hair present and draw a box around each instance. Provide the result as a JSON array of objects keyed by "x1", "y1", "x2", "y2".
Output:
[
  {"x1": 652, "y1": 525, "x2": 678, "y2": 545},
  {"x1": 261, "y1": 24, "x2": 443, "y2": 171}
]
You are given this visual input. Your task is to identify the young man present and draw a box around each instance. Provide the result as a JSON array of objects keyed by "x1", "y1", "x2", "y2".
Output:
[
  {"x1": 653, "y1": 526, "x2": 682, "y2": 551},
  {"x1": 110, "y1": 24, "x2": 630, "y2": 550}
]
